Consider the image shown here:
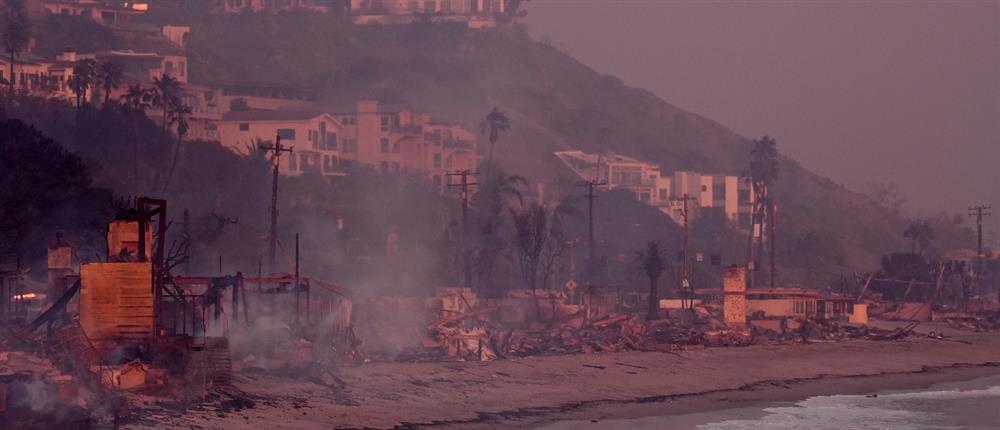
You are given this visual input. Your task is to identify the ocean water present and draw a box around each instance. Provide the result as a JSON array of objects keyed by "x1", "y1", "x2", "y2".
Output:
[{"x1": 540, "y1": 374, "x2": 1000, "y2": 430}]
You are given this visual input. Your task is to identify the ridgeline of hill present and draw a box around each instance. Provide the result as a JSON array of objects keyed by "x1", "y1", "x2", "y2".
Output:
[
  {"x1": 179, "y1": 12, "x2": 919, "y2": 280},
  {"x1": 28, "y1": 9, "x2": 976, "y2": 287}
]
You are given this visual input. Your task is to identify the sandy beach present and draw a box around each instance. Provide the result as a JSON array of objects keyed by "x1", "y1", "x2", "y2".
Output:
[{"x1": 130, "y1": 322, "x2": 1000, "y2": 429}]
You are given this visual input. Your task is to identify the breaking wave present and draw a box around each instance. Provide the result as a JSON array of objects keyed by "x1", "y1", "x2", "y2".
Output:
[{"x1": 699, "y1": 385, "x2": 1000, "y2": 430}]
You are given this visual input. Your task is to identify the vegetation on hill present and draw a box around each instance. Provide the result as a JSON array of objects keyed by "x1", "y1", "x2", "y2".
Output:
[
  {"x1": 8, "y1": 9, "x2": 977, "y2": 293},
  {"x1": 0, "y1": 117, "x2": 111, "y2": 266},
  {"x1": 172, "y1": 11, "x2": 954, "y2": 284}
]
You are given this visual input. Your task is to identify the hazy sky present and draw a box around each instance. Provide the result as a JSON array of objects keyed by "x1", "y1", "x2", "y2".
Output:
[{"x1": 527, "y1": 0, "x2": 999, "y2": 241}]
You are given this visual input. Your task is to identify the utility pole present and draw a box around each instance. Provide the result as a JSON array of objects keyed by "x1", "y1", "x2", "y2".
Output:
[
  {"x1": 579, "y1": 179, "x2": 607, "y2": 262},
  {"x1": 969, "y1": 205, "x2": 992, "y2": 299},
  {"x1": 969, "y1": 205, "x2": 992, "y2": 259},
  {"x1": 770, "y1": 199, "x2": 778, "y2": 289},
  {"x1": 670, "y1": 194, "x2": 697, "y2": 308},
  {"x1": 447, "y1": 170, "x2": 478, "y2": 290},
  {"x1": 747, "y1": 193, "x2": 768, "y2": 291},
  {"x1": 183, "y1": 208, "x2": 191, "y2": 275},
  {"x1": 568, "y1": 239, "x2": 577, "y2": 280},
  {"x1": 259, "y1": 137, "x2": 293, "y2": 274}
]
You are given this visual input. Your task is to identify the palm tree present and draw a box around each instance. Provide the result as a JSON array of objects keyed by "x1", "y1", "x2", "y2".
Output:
[
  {"x1": 69, "y1": 59, "x2": 97, "y2": 110},
  {"x1": 121, "y1": 84, "x2": 150, "y2": 113},
  {"x1": 470, "y1": 166, "x2": 528, "y2": 296},
  {"x1": 96, "y1": 61, "x2": 123, "y2": 104},
  {"x1": 2, "y1": 0, "x2": 31, "y2": 97},
  {"x1": 150, "y1": 74, "x2": 182, "y2": 132},
  {"x1": 161, "y1": 102, "x2": 191, "y2": 193},
  {"x1": 479, "y1": 107, "x2": 510, "y2": 176},
  {"x1": 637, "y1": 242, "x2": 664, "y2": 321},
  {"x1": 510, "y1": 203, "x2": 549, "y2": 319},
  {"x1": 746, "y1": 135, "x2": 779, "y2": 287},
  {"x1": 903, "y1": 222, "x2": 934, "y2": 256},
  {"x1": 120, "y1": 84, "x2": 151, "y2": 191}
]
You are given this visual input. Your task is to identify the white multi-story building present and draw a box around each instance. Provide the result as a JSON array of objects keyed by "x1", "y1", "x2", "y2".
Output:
[
  {"x1": 350, "y1": 0, "x2": 507, "y2": 27},
  {"x1": 554, "y1": 150, "x2": 754, "y2": 226}
]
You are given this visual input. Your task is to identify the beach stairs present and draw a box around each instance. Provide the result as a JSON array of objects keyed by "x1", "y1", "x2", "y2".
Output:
[{"x1": 189, "y1": 336, "x2": 233, "y2": 388}]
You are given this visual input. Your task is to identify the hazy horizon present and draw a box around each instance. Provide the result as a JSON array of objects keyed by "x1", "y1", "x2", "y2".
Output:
[{"x1": 527, "y1": 0, "x2": 999, "y2": 245}]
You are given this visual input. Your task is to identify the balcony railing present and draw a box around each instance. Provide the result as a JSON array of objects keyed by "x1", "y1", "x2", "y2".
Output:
[{"x1": 443, "y1": 138, "x2": 473, "y2": 149}]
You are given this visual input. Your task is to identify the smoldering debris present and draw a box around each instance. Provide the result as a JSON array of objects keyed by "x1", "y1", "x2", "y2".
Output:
[
  {"x1": 346, "y1": 287, "x2": 941, "y2": 364},
  {"x1": 0, "y1": 201, "x2": 358, "y2": 428}
]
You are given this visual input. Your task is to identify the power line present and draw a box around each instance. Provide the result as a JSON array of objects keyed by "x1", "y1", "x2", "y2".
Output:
[
  {"x1": 968, "y1": 204, "x2": 992, "y2": 304},
  {"x1": 259, "y1": 136, "x2": 293, "y2": 274},
  {"x1": 578, "y1": 179, "x2": 607, "y2": 263},
  {"x1": 969, "y1": 205, "x2": 993, "y2": 257},
  {"x1": 670, "y1": 193, "x2": 697, "y2": 308},
  {"x1": 447, "y1": 170, "x2": 478, "y2": 290}
]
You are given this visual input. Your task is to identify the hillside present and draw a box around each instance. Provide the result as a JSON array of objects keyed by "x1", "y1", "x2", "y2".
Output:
[
  {"x1": 168, "y1": 12, "x2": 926, "y2": 281},
  {"x1": 25, "y1": 9, "x2": 973, "y2": 289}
]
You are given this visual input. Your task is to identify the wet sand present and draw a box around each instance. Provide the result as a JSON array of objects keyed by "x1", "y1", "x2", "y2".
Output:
[{"x1": 130, "y1": 322, "x2": 1000, "y2": 430}]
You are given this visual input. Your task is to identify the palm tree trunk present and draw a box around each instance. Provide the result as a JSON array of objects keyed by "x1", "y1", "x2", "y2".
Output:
[
  {"x1": 162, "y1": 132, "x2": 183, "y2": 193},
  {"x1": 8, "y1": 51, "x2": 14, "y2": 95},
  {"x1": 484, "y1": 139, "x2": 496, "y2": 180},
  {"x1": 647, "y1": 276, "x2": 658, "y2": 321},
  {"x1": 487, "y1": 140, "x2": 495, "y2": 166},
  {"x1": 131, "y1": 116, "x2": 140, "y2": 192},
  {"x1": 530, "y1": 271, "x2": 542, "y2": 321},
  {"x1": 746, "y1": 198, "x2": 757, "y2": 288}
]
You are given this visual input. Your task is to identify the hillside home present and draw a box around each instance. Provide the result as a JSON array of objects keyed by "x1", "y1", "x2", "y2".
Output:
[
  {"x1": 160, "y1": 25, "x2": 191, "y2": 48},
  {"x1": 0, "y1": 54, "x2": 58, "y2": 95},
  {"x1": 332, "y1": 100, "x2": 477, "y2": 188},
  {"x1": 554, "y1": 150, "x2": 671, "y2": 207},
  {"x1": 176, "y1": 83, "x2": 225, "y2": 141},
  {"x1": 672, "y1": 171, "x2": 754, "y2": 226},
  {"x1": 218, "y1": 0, "x2": 336, "y2": 13},
  {"x1": 554, "y1": 150, "x2": 754, "y2": 226},
  {"x1": 147, "y1": 80, "x2": 314, "y2": 140},
  {"x1": 350, "y1": 0, "x2": 506, "y2": 27},
  {"x1": 0, "y1": 50, "x2": 90, "y2": 102},
  {"x1": 43, "y1": 0, "x2": 148, "y2": 25},
  {"x1": 213, "y1": 101, "x2": 478, "y2": 188},
  {"x1": 213, "y1": 81, "x2": 316, "y2": 112},
  {"x1": 94, "y1": 50, "x2": 188, "y2": 83},
  {"x1": 217, "y1": 110, "x2": 346, "y2": 177}
]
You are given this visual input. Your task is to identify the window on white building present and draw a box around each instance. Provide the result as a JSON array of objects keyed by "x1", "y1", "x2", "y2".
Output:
[{"x1": 278, "y1": 128, "x2": 296, "y2": 140}]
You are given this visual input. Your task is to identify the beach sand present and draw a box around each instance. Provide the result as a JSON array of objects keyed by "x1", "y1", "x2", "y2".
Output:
[{"x1": 129, "y1": 321, "x2": 1000, "y2": 429}]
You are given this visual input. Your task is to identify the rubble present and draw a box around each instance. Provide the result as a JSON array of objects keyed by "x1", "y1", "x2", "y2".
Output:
[{"x1": 938, "y1": 311, "x2": 1000, "y2": 332}]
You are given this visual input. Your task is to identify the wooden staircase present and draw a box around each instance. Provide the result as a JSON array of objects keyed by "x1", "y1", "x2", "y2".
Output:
[{"x1": 190, "y1": 336, "x2": 233, "y2": 387}]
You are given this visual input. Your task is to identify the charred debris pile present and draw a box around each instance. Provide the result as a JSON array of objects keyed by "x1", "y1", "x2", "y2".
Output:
[
  {"x1": 1, "y1": 197, "x2": 997, "y2": 428},
  {"x1": 0, "y1": 198, "x2": 354, "y2": 428}
]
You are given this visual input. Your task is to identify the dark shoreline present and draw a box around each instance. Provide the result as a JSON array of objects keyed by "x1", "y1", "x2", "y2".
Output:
[{"x1": 429, "y1": 362, "x2": 1000, "y2": 429}]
